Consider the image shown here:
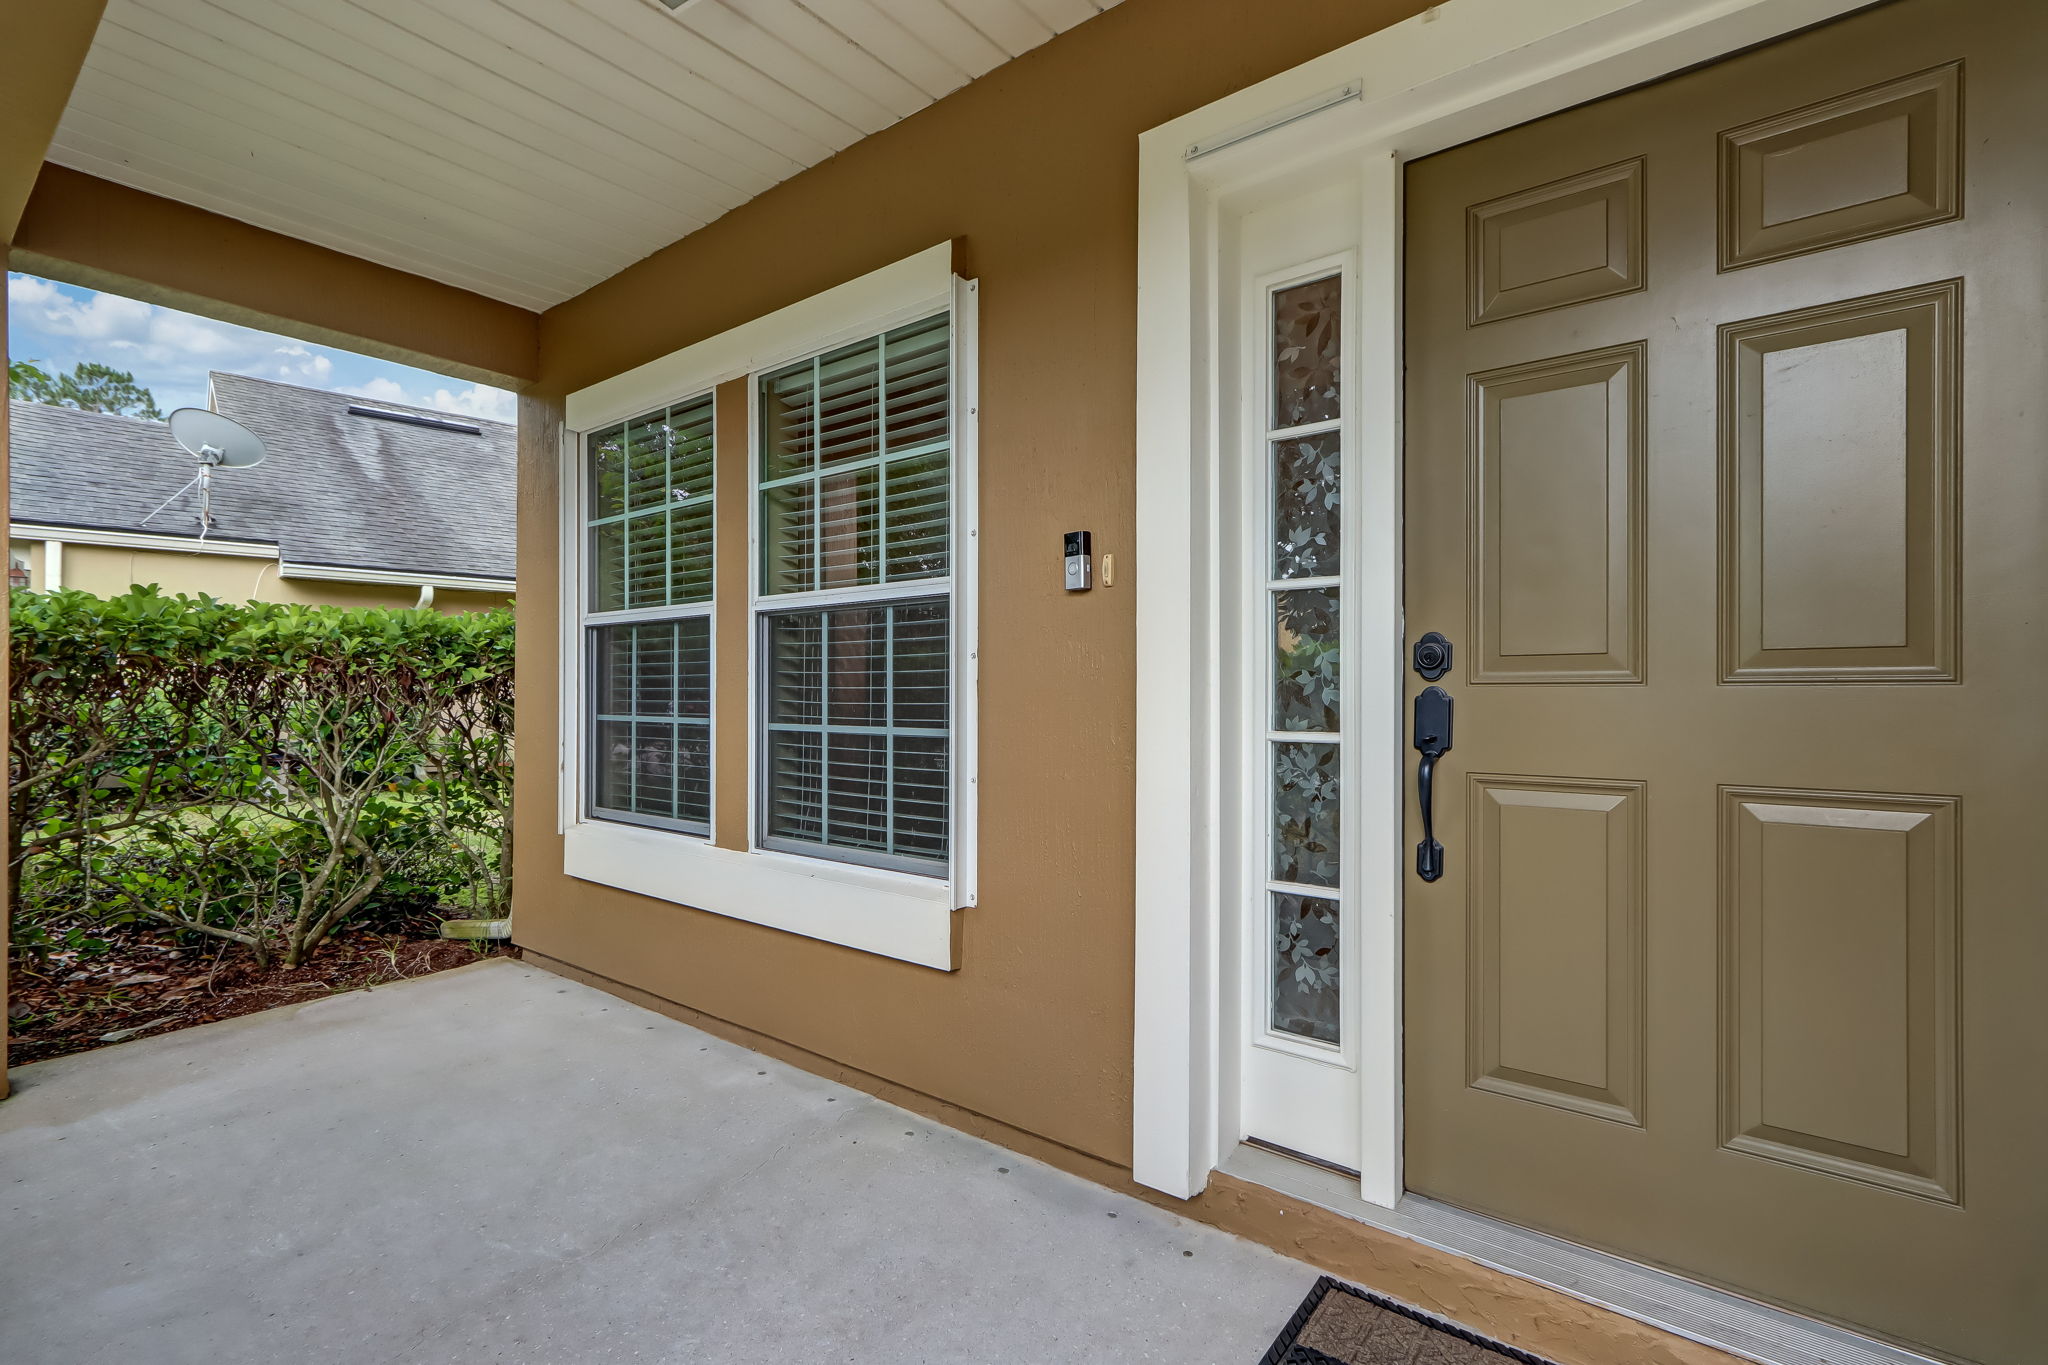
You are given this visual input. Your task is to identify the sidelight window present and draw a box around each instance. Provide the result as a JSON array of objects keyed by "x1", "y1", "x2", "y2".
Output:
[{"x1": 1266, "y1": 275, "x2": 1344, "y2": 1046}]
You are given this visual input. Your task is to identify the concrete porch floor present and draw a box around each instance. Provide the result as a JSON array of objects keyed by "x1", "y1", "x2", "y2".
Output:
[{"x1": 0, "y1": 958, "x2": 1319, "y2": 1364}]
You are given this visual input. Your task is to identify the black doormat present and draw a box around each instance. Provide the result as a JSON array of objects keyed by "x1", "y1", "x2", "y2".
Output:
[{"x1": 1258, "y1": 1277, "x2": 1562, "y2": 1365}]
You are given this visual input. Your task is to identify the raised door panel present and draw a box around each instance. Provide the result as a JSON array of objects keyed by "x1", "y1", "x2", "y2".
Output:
[
  {"x1": 1719, "y1": 788, "x2": 1959, "y2": 1202},
  {"x1": 1719, "y1": 281, "x2": 1960, "y2": 683},
  {"x1": 1467, "y1": 777, "x2": 1645, "y2": 1126},
  {"x1": 1471, "y1": 344, "x2": 1644, "y2": 683},
  {"x1": 1467, "y1": 159, "x2": 1644, "y2": 325},
  {"x1": 1720, "y1": 63, "x2": 1961, "y2": 270}
]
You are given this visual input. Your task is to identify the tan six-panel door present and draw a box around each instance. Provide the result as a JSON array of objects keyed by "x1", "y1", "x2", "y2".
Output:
[{"x1": 1401, "y1": 1, "x2": 2045, "y2": 1360}]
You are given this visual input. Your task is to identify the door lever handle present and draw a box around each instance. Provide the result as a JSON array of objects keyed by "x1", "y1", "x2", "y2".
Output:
[{"x1": 1413, "y1": 685, "x2": 1453, "y2": 882}]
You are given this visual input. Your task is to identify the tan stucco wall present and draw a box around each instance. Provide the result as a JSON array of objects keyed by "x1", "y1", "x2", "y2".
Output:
[
  {"x1": 21, "y1": 541, "x2": 508, "y2": 613},
  {"x1": 16, "y1": 167, "x2": 537, "y2": 391},
  {"x1": 514, "y1": 0, "x2": 1433, "y2": 1166}
]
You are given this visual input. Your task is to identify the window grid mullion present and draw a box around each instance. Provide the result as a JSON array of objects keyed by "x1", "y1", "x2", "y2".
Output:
[
  {"x1": 877, "y1": 337, "x2": 891, "y2": 584},
  {"x1": 817, "y1": 605, "x2": 832, "y2": 849},
  {"x1": 755, "y1": 437, "x2": 947, "y2": 492},
  {"x1": 662, "y1": 412, "x2": 676, "y2": 614},
  {"x1": 810, "y1": 357, "x2": 823, "y2": 596},
  {"x1": 626, "y1": 624, "x2": 642, "y2": 813},
  {"x1": 884, "y1": 605, "x2": 897, "y2": 852}
]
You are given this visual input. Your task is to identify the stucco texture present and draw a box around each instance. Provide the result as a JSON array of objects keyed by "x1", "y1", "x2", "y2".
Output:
[{"x1": 514, "y1": 0, "x2": 1433, "y2": 1166}]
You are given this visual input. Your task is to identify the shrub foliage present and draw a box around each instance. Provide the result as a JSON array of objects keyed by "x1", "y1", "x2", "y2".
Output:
[{"x1": 9, "y1": 588, "x2": 513, "y2": 968}]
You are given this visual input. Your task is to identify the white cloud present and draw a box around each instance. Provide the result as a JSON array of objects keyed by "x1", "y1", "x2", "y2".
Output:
[
  {"x1": 341, "y1": 377, "x2": 517, "y2": 424},
  {"x1": 348, "y1": 377, "x2": 409, "y2": 404},
  {"x1": 273, "y1": 345, "x2": 334, "y2": 383}
]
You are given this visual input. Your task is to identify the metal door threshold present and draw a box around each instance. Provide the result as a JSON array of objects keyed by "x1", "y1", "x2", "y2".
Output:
[{"x1": 1221, "y1": 1144, "x2": 1948, "y2": 1365}]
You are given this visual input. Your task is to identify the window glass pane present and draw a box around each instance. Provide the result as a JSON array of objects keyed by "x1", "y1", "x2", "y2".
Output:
[
  {"x1": 673, "y1": 727, "x2": 711, "y2": 828},
  {"x1": 589, "y1": 520, "x2": 625, "y2": 613},
  {"x1": 589, "y1": 425, "x2": 626, "y2": 519},
  {"x1": 817, "y1": 339, "x2": 880, "y2": 469},
  {"x1": 762, "y1": 362, "x2": 815, "y2": 481},
  {"x1": 667, "y1": 399, "x2": 715, "y2": 501},
  {"x1": 1273, "y1": 432, "x2": 1340, "y2": 579},
  {"x1": 885, "y1": 449, "x2": 949, "y2": 581},
  {"x1": 624, "y1": 412, "x2": 669, "y2": 511},
  {"x1": 884, "y1": 316, "x2": 949, "y2": 453},
  {"x1": 1272, "y1": 892, "x2": 1340, "y2": 1044},
  {"x1": 1274, "y1": 588, "x2": 1339, "y2": 732},
  {"x1": 766, "y1": 611, "x2": 823, "y2": 724},
  {"x1": 1273, "y1": 275, "x2": 1340, "y2": 428},
  {"x1": 892, "y1": 736, "x2": 949, "y2": 861},
  {"x1": 761, "y1": 598, "x2": 949, "y2": 869},
  {"x1": 818, "y1": 466, "x2": 880, "y2": 590},
  {"x1": 825, "y1": 732, "x2": 890, "y2": 852},
  {"x1": 826, "y1": 607, "x2": 886, "y2": 726},
  {"x1": 624, "y1": 513, "x2": 669, "y2": 610},
  {"x1": 766, "y1": 730, "x2": 822, "y2": 843},
  {"x1": 762, "y1": 481, "x2": 816, "y2": 596},
  {"x1": 758, "y1": 315, "x2": 949, "y2": 597},
  {"x1": 669, "y1": 498, "x2": 714, "y2": 606},
  {"x1": 891, "y1": 601, "x2": 948, "y2": 727},
  {"x1": 590, "y1": 618, "x2": 711, "y2": 832},
  {"x1": 1272, "y1": 740, "x2": 1339, "y2": 888}
]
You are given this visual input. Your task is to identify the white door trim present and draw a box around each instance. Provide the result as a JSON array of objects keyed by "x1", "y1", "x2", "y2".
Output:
[{"x1": 1131, "y1": 0, "x2": 1884, "y2": 1205}]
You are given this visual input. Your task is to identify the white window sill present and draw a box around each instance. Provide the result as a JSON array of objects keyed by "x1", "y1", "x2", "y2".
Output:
[{"x1": 562, "y1": 819, "x2": 958, "y2": 970}]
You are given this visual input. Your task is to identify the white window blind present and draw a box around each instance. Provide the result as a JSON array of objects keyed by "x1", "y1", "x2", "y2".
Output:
[{"x1": 756, "y1": 314, "x2": 953, "y2": 874}]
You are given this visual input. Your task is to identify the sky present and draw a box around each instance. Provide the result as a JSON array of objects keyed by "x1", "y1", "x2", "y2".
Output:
[{"x1": 6, "y1": 272, "x2": 516, "y2": 423}]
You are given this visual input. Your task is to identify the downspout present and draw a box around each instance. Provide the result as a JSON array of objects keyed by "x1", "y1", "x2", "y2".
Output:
[{"x1": 415, "y1": 583, "x2": 436, "y2": 610}]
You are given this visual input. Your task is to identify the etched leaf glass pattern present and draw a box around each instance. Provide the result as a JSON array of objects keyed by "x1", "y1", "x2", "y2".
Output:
[
  {"x1": 1272, "y1": 741, "x2": 1340, "y2": 888},
  {"x1": 1274, "y1": 275, "x2": 1341, "y2": 428},
  {"x1": 1274, "y1": 588, "x2": 1340, "y2": 731},
  {"x1": 1273, "y1": 432, "x2": 1341, "y2": 579},
  {"x1": 1272, "y1": 893, "x2": 1340, "y2": 1044}
]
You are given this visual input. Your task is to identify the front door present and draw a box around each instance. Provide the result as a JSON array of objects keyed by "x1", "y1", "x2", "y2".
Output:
[{"x1": 1402, "y1": 1, "x2": 2045, "y2": 1360}]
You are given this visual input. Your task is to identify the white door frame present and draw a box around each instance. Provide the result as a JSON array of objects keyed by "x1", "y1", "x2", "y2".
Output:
[{"x1": 1131, "y1": 0, "x2": 1883, "y2": 1206}]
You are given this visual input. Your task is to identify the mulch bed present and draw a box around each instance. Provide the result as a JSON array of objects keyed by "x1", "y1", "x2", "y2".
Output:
[{"x1": 7, "y1": 915, "x2": 516, "y2": 1066}]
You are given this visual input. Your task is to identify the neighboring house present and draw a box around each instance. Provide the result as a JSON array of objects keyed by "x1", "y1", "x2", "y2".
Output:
[
  {"x1": 8, "y1": 372, "x2": 514, "y2": 610},
  {"x1": 7, "y1": 3, "x2": 2043, "y2": 1365}
]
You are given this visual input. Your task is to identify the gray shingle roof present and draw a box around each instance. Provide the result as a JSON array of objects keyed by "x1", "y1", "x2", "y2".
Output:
[{"x1": 8, "y1": 372, "x2": 515, "y2": 583}]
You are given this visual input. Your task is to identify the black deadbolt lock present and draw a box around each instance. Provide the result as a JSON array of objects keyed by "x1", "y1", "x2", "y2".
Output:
[{"x1": 1412, "y1": 631, "x2": 1452, "y2": 681}]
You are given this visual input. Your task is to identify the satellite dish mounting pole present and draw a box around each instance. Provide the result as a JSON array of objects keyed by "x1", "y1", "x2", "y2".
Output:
[{"x1": 158, "y1": 409, "x2": 269, "y2": 545}]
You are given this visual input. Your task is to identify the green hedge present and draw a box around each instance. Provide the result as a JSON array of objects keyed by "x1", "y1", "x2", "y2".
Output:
[{"x1": 9, "y1": 587, "x2": 514, "y2": 967}]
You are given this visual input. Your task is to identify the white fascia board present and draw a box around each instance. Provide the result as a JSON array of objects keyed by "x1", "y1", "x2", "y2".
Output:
[
  {"x1": 280, "y1": 561, "x2": 515, "y2": 593},
  {"x1": 563, "y1": 822, "x2": 955, "y2": 971},
  {"x1": 9, "y1": 522, "x2": 278, "y2": 559},
  {"x1": 565, "y1": 241, "x2": 957, "y2": 431}
]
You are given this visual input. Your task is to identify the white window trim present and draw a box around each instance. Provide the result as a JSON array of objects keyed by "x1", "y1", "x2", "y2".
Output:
[
  {"x1": 560, "y1": 243, "x2": 976, "y2": 971},
  {"x1": 1131, "y1": 0, "x2": 1885, "y2": 1205}
]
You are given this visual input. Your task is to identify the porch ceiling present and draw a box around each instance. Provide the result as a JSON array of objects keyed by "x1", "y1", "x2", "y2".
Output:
[{"x1": 48, "y1": 0, "x2": 1122, "y2": 312}]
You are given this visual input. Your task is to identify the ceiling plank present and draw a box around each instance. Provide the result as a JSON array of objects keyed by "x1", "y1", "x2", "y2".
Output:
[{"x1": 47, "y1": 0, "x2": 1125, "y2": 309}]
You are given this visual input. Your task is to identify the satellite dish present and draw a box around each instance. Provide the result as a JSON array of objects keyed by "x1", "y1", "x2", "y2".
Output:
[
  {"x1": 142, "y1": 408, "x2": 271, "y2": 543},
  {"x1": 169, "y1": 408, "x2": 266, "y2": 468}
]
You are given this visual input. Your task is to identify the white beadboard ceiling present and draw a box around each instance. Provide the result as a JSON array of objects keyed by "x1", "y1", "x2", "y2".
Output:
[{"x1": 47, "y1": 0, "x2": 1122, "y2": 310}]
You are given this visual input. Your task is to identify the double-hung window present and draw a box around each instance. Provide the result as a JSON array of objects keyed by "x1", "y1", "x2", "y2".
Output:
[
  {"x1": 562, "y1": 242, "x2": 974, "y2": 969},
  {"x1": 755, "y1": 315, "x2": 953, "y2": 875},
  {"x1": 582, "y1": 394, "x2": 715, "y2": 834}
]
